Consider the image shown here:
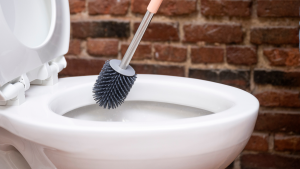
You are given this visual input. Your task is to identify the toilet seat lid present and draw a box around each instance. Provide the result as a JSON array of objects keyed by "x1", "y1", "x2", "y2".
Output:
[{"x1": 0, "y1": 0, "x2": 70, "y2": 87}]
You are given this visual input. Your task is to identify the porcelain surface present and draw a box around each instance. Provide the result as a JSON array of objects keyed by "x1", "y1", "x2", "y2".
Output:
[
  {"x1": 0, "y1": 0, "x2": 70, "y2": 86},
  {"x1": 0, "y1": 75, "x2": 259, "y2": 169}
]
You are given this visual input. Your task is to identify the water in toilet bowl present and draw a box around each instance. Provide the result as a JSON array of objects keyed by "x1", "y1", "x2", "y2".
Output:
[{"x1": 64, "y1": 101, "x2": 213, "y2": 122}]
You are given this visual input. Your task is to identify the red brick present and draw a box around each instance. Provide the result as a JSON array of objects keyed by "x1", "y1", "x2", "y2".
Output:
[
  {"x1": 134, "y1": 22, "x2": 179, "y2": 41},
  {"x1": 244, "y1": 133, "x2": 269, "y2": 152},
  {"x1": 226, "y1": 46, "x2": 257, "y2": 65},
  {"x1": 184, "y1": 24, "x2": 243, "y2": 43},
  {"x1": 189, "y1": 69, "x2": 218, "y2": 82},
  {"x1": 131, "y1": 0, "x2": 197, "y2": 16},
  {"x1": 219, "y1": 70, "x2": 250, "y2": 90},
  {"x1": 189, "y1": 69, "x2": 250, "y2": 90},
  {"x1": 275, "y1": 133, "x2": 300, "y2": 152},
  {"x1": 254, "y1": 70, "x2": 300, "y2": 87},
  {"x1": 69, "y1": 0, "x2": 86, "y2": 14},
  {"x1": 131, "y1": 64, "x2": 185, "y2": 76},
  {"x1": 255, "y1": 90, "x2": 300, "y2": 108},
  {"x1": 154, "y1": 45, "x2": 187, "y2": 62},
  {"x1": 121, "y1": 43, "x2": 152, "y2": 60},
  {"x1": 131, "y1": 0, "x2": 149, "y2": 14},
  {"x1": 155, "y1": 65, "x2": 185, "y2": 77},
  {"x1": 201, "y1": 0, "x2": 252, "y2": 17},
  {"x1": 264, "y1": 48, "x2": 300, "y2": 66},
  {"x1": 257, "y1": 0, "x2": 300, "y2": 17},
  {"x1": 59, "y1": 57, "x2": 106, "y2": 76},
  {"x1": 241, "y1": 153, "x2": 300, "y2": 169},
  {"x1": 158, "y1": 0, "x2": 197, "y2": 16},
  {"x1": 191, "y1": 46, "x2": 224, "y2": 63},
  {"x1": 250, "y1": 27, "x2": 299, "y2": 45},
  {"x1": 255, "y1": 111, "x2": 300, "y2": 134},
  {"x1": 131, "y1": 64, "x2": 155, "y2": 74},
  {"x1": 71, "y1": 21, "x2": 130, "y2": 39},
  {"x1": 87, "y1": 38, "x2": 119, "y2": 56},
  {"x1": 88, "y1": 0, "x2": 129, "y2": 15},
  {"x1": 66, "y1": 39, "x2": 81, "y2": 55}
]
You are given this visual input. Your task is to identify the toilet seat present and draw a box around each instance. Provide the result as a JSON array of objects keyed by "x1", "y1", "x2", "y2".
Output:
[
  {"x1": 0, "y1": 75, "x2": 259, "y2": 169},
  {"x1": 0, "y1": 0, "x2": 70, "y2": 105}
]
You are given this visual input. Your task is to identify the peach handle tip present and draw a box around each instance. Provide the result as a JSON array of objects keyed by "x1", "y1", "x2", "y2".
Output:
[{"x1": 147, "y1": 0, "x2": 163, "y2": 14}]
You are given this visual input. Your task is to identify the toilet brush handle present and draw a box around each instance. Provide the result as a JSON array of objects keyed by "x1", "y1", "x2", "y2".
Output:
[
  {"x1": 119, "y1": 0, "x2": 163, "y2": 70},
  {"x1": 147, "y1": 0, "x2": 164, "y2": 13},
  {"x1": 119, "y1": 11, "x2": 153, "y2": 69}
]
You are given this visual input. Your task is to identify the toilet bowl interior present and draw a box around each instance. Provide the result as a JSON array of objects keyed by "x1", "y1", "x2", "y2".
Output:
[
  {"x1": 0, "y1": 0, "x2": 53, "y2": 48},
  {"x1": 49, "y1": 76, "x2": 235, "y2": 122},
  {"x1": 64, "y1": 101, "x2": 214, "y2": 122}
]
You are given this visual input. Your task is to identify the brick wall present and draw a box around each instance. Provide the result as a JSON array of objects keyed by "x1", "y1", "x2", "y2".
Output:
[{"x1": 61, "y1": 0, "x2": 300, "y2": 168}]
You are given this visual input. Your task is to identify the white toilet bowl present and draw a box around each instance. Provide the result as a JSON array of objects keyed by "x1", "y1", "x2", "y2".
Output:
[
  {"x1": 0, "y1": 0, "x2": 259, "y2": 169},
  {"x1": 0, "y1": 75, "x2": 259, "y2": 169}
]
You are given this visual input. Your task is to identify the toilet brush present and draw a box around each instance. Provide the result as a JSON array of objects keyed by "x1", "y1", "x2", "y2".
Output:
[{"x1": 93, "y1": 0, "x2": 163, "y2": 109}]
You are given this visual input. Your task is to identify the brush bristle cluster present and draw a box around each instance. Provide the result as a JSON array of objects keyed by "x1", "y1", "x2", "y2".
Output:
[{"x1": 93, "y1": 61, "x2": 137, "y2": 109}]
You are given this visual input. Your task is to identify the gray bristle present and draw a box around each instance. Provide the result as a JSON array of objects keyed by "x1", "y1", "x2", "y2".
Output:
[{"x1": 93, "y1": 60, "x2": 137, "y2": 109}]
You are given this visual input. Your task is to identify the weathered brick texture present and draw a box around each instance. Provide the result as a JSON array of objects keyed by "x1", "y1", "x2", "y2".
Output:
[
  {"x1": 132, "y1": 64, "x2": 185, "y2": 77},
  {"x1": 264, "y1": 48, "x2": 300, "y2": 66},
  {"x1": 72, "y1": 21, "x2": 130, "y2": 39},
  {"x1": 87, "y1": 38, "x2": 119, "y2": 57},
  {"x1": 255, "y1": 90, "x2": 300, "y2": 108},
  {"x1": 189, "y1": 69, "x2": 250, "y2": 89},
  {"x1": 250, "y1": 27, "x2": 299, "y2": 45},
  {"x1": 255, "y1": 111, "x2": 300, "y2": 134},
  {"x1": 226, "y1": 46, "x2": 257, "y2": 65},
  {"x1": 244, "y1": 133, "x2": 269, "y2": 152},
  {"x1": 130, "y1": 64, "x2": 154, "y2": 74},
  {"x1": 131, "y1": 0, "x2": 149, "y2": 14},
  {"x1": 121, "y1": 43, "x2": 152, "y2": 60},
  {"x1": 60, "y1": 57, "x2": 106, "y2": 76},
  {"x1": 155, "y1": 65, "x2": 185, "y2": 76},
  {"x1": 254, "y1": 70, "x2": 300, "y2": 87},
  {"x1": 134, "y1": 22, "x2": 179, "y2": 41},
  {"x1": 67, "y1": 39, "x2": 82, "y2": 55},
  {"x1": 257, "y1": 0, "x2": 300, "y2": 17},
  {"x1": 69, "y1": 0, "x2": 86, "y2": 14},
  {"x1": 191, "y1": 46, "x2": 224, "y2": 63},
  {"x1": 132, "y1": 0, "x2": 197, "y2": 16},
  {"x1": 275, "y1": 133, "x2": 300, "y2": 152},
  {"x1": 241, "y1": 153, "x2": 300, "y2": 169},
  {"x1": 201, "y1": 0, "x2": 252, "y2": 17},
  {"x1": 184, "y1": 24, "x2": 243, "y2": 43},
  {"x1": 154, "y1": 45, "x2": 187, "y2": 62},
  {"x1": 88, "y1": 0, "x2": 130, "y2": 15}
]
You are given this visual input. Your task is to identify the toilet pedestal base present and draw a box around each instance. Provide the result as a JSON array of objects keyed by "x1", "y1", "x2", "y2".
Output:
[{"x1": 0, "y1": 128, "x2": 57, "y2": 169}]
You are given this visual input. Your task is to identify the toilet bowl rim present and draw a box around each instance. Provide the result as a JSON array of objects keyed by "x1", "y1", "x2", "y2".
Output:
[{"x1": 0, "y1": 75, "x2": 259, "y2": 132}]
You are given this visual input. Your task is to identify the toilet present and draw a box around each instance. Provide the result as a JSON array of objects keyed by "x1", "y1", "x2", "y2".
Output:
[{"x1": 0, "y1": 1, "x2": 259, "y2": 169}]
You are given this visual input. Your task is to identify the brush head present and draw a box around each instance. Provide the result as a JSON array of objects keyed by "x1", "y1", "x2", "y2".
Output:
[{"x1": 93, "y1": 60, "x2": 137, "y2": 109}]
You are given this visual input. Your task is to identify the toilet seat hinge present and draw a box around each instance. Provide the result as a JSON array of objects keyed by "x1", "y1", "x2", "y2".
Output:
[
  {"x1": 0, "y1": 56, "x2": 67, "y2": 106},
  {"x1": 0, "y1": 74, "x2": 30, "y2": 106},
  {"x1": 30, "y1": 56, "x2": 67, "y2": 86}
]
